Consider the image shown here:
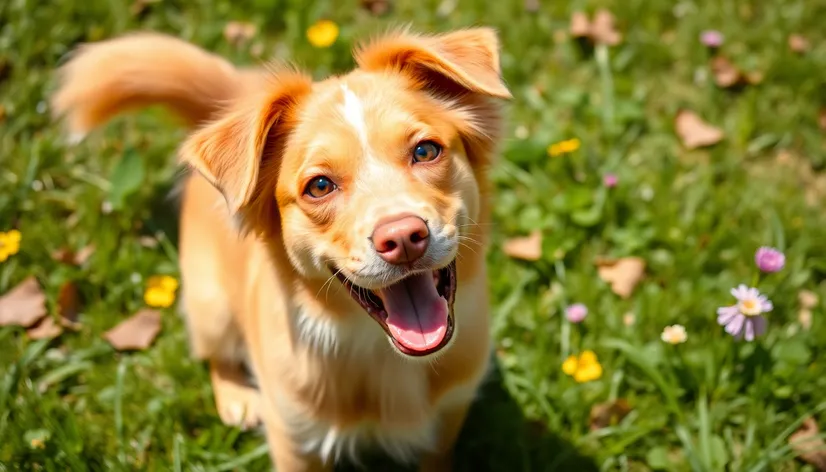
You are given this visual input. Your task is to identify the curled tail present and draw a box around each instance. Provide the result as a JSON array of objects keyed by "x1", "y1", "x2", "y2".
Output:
[{"x1": 51, "y1": 32, "x2": 243, "y2": 137}]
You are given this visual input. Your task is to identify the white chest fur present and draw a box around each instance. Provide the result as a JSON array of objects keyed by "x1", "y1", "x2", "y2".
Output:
[
  {"x1": 280, "y1": 369, "x2": 477, "y2": 466},
  {"x1": 278, "y1": 310, "x2": 480, "y2": 465}
]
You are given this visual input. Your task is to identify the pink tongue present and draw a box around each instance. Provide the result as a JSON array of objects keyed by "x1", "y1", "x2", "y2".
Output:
[{"x1": 378, "y1": 272, "x2": 448, "y2": 352}]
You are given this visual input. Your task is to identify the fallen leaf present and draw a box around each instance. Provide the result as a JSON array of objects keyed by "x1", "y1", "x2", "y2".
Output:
[
  {"x1": 223, "y1": 21, "x2": 257, "y2": 45},
  {"x1": 57, "y1": 281, "x2": 82, "y2": 330},
  {"x1": 52, "y1": 244, "x2": 95, "y2": 266},
  {"x1": 570, "y1": 11, "x2": 591, "y2": 38},
  {"x1": 800, "y1": 290, "x2": 819, "y2": 310},
  {"x1": 788, "y1": 34, "x2": 810, "y2": 53},
  {"x1": 675, "y1": 110, "x2": 724, "y2": 149},
  {"x1": 360, "y1": 0, "x2": 392, "y2": 16},
  {"x1": 0, "y1": 277, "x2": 47, "y2": 327},
  {"x1": 789, "y1": 418, "x2": 826, "y2": 470},
  {"x1": 103, "y1": 309, "x2": 162, "y2": 351},
  {"x1": 569, "y1": 10, "x2": 622, "y2": 46},
  {"x1": 711, "y1": 56, "x2": 742, "y2": 88},
  {"x1": 709, "y1": 57, "x2": 762, "y2": 88},
  {"x1": 503, "y1": 230, "x2": 542, "y2": 261},
  {"x1": 596, "y1": 257, "x2": 646, "y2": 298},
  {"x1": 589, "y1": 399, "x2": 632, "y2": 431},
  {"x1": 524, "y1": 0, "x2": 540, "y2": 13},
  {"x1": 590, "y1": 9, "x2": 622, "y2": 46},
  {"x1": 26, "y1": 317, "x2": 63, "y2": 340}
]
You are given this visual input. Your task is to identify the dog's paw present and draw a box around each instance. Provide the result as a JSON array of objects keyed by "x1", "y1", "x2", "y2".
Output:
[{"x1": 214, "y1": 382, "x2": 262, "y2": 430}]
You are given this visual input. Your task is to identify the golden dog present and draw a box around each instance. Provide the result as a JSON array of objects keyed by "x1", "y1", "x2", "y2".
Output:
[{"x1": 52, "y1": 27, "x2": 510, "y2": 471}]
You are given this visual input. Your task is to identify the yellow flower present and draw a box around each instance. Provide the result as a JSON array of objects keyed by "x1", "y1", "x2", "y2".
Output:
[
  {"x1": 0, "y1": 229, "x2": 21, "y2": 262},
  {"x1": 547, "y1": 138, "x2": 581, "y2": 157},
  {"x1": 30, "y1": 438, "x2": 45, "y2": 449},
  {"x1": 562, "y1": 350, "x2": 603, "y2": 383},
  {"x1": 147, "y1": 275, "x2": 179, "y2": 292},
  {"x1": 307, "y1": 20, "x2": 339, "y2": 48},
  {"x1": 144, "y1": 275, "x2": 179, "y2": 308},
  {"x1": 661, "y1": 324, "x2": 688, "y2": 344}
]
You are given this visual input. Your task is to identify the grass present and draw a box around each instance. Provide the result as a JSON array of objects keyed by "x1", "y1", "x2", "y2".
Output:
[{"x1": 2, "y1": 0, "x2": 826, "y2": 470}]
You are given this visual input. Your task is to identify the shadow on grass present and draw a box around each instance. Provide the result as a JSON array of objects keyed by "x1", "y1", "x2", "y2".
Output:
[
  {"x1": 141, "y1": 171, "x2": 184, "y2": 247},
  {"x1": 337, "y1": 357, "x2": 598, "y2": 472}
]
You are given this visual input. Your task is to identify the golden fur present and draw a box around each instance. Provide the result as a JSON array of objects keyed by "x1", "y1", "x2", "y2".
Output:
[{"x1": 52, "y1": 28, "x2": 510, "y2": 471}]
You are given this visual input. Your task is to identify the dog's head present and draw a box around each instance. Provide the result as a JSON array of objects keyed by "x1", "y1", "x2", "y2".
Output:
[{"x1": 181, "y1": 28, "x2": 510, "y2": 357}]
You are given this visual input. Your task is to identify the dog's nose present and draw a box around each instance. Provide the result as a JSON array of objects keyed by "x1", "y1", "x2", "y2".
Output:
[{"x1": 371, "y1": 215, "x2": 430, "y2": 265}]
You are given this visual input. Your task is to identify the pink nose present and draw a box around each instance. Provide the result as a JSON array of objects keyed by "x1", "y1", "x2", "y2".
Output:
[{"x1": 371, "y1": 215, "x2": 430, "y2": 265}]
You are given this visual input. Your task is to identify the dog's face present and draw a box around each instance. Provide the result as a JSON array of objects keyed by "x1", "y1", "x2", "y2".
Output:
[{"x1": 182, "y1": 28, "x2": 510, "y2": 357}]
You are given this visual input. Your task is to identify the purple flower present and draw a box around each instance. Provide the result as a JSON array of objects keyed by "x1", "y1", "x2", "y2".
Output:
[
  {"x1": 755, "y1": 246, "x2": 785, "y2": 273},
  {"x1": 566, "y1": 303, "x2": 588, "y2": 323},
  {"x1": 717, "y1": 285, "x2": 772, "y2": 341},
  {"x1": 603, "y1": 173, "x2": 618, "y2": 188},
  {"x1": 700, "y1": 30, "x2": 724, "y2": 48}
]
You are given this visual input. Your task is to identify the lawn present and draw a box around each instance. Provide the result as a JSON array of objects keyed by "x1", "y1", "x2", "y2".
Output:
[{"x1": 2, "y1": 0, "x2": 826, "y2": 470}]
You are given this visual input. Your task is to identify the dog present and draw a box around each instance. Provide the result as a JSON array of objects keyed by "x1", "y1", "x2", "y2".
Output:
[{"x1": 52, "y1": 27, "x2": 510, "y2": 471}]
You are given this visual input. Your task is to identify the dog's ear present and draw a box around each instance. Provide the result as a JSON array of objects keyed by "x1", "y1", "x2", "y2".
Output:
[
  {"x1": 180, "y1": 70, "x2": 312, "y2": 213},
  {"x1": 354, "y1": 27, "x2": 511, "y2": 100}
]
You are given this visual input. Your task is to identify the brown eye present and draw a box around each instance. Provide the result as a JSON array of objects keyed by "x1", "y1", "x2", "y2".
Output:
[
  {"x1": 412, "y1": 141, "x2": 442, "y2": 163},
  {"x1": 304, "y1": 176, "x2": 337, "y2": 199}
]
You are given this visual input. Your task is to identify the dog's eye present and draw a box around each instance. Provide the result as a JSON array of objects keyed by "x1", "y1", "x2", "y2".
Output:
[
  {"x1": 304, "y1": 176, "x2": 337, "y2": 199},
  {"x1": 412, "y1": 141, "x2": 442, "y2": 163}
]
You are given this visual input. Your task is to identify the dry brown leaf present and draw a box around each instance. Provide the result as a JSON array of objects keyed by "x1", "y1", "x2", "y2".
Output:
[
  {"x1": 0, "y1": 277, "x2": 47, "y2": 328},
  {"x1": 52, "y1": 244, "x2": 95, "y2": 266},
  {"x1": 57, "y1": 281, "x2": 82, "y2": 330},
  {"x1": 589, "y1": 399, "x2": 632, "y2": 431},
  {"x1": 675, "y1": 110, "x2": 724, "y2": 149},
  {"x1": 360, "y1": 0, "x2": 392, "y2": 16},
  {"x1": 710, "y1": 57, "x2": 762, "y2": 88},
  {"x1": 569, "y1": 10, "x2": 622, "y2": 45},
  {"x1": 223, "y1": 21, "x2": 257, "y2": 45},
  {"x1": 711, "y1": 56, "x2": 742, "y2": 88},
  {"x1": 103, "y1": 309, "x2": 162, "y2": 351},
  {"x1": 590, "y1": 9, "x2": 622, "y2": 46},
  {"x1": 596, "y1": 257, "x2": 646, "y2": 298},
  {"x1": 570, "y1": 11, "x2": 591, "y2": 38},
  {"x1": 503, "y1": 230, "x2": 542, "y2": 261},
  {"x1": 524, "y1": 0, "x2": 540, "y2": 13},
  {"x1": 789, "y1": 34, "x2": 810, "y2": 53},
  {"x1": 26, "y1": 317, "x2": 63, "y2": 340},
  {"x1": 789, "y1": 418, "x2": 826, "y2": 470}
]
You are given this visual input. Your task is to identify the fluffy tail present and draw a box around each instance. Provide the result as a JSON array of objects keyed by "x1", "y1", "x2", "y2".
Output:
[{"x1": 52, "y1": 32, "x2": 243, "y2": 138}]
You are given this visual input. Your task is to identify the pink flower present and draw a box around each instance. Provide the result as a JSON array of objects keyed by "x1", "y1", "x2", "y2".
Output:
[
  {"x1": 700, "y1": 30, "x2": 724, "y2": 48},
  {"x1": 755, "y1": 247, "x2": 785, "y2": 273},
  {"x1": 566, "y1": 303, "x2": 588, "y2": 323},
  {"x1": 603, "y1": 173, "x2": 618, "y2": 188},
  {"x1": 717, "y1": 285, "x2": 771, "y2": 341}
]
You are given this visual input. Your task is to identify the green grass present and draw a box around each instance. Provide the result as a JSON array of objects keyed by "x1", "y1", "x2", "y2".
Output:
[{"x1": 2, "y1": 0, "x2": 826, "y2": 470}]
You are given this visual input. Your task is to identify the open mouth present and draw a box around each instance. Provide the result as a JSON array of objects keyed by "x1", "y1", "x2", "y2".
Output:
[{"x1": 333, "y1": 261, "x2": 456, "y2": 357}]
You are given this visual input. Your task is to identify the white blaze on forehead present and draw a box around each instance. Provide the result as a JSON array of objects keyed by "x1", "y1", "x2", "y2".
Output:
[{"x1": 339, "y1": 84, "x2": 369, "y2": 148}]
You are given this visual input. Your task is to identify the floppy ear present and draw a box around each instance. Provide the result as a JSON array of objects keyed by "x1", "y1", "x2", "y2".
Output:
[
  {"x1": 179, "y1": 70, "x2": 312, "y2": 213},
  {"x1": 354, "y1": 27, "x2": 511, "y2": 100}
]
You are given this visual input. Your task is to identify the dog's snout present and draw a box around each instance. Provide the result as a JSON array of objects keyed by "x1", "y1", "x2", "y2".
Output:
[{"x1": 371, "y1": 216, "x2": 430, "y2": 265}]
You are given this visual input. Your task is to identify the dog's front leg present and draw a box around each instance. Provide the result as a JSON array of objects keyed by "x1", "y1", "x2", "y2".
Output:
[
  {"x1": 418, "y1": 401, "x2": 472, "y2": 472},
  {"x1": 260, "y1": 405, "x2": 331, "y2": 472}
]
